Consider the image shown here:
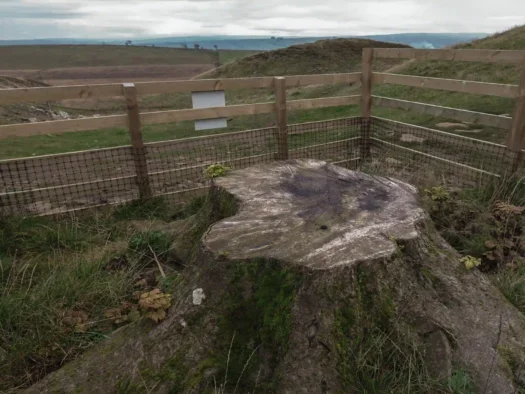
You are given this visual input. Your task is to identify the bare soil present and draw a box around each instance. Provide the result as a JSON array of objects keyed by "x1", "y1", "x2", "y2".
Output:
[{"x1": 0, "y1": 64, "x2": 215, "y2": 86}]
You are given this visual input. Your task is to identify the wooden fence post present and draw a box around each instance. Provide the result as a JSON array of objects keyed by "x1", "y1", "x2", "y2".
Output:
[
  {"x1": 274, "y1": 77, "x2": 289, "y2": 160},
  {"x1": 123, "y1": 83, "x2": 152, "y2": 199},
  {"x1": 506, "y1": 62, "x2": 525, "y2": 173},
  {"x1": 360, "y1": 48, "x2": 373, "y2": 160}
]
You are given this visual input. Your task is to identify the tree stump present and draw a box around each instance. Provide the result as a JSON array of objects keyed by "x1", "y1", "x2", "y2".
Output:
[{"x1": 25, "y1": 160, "x2": 525, "y2": 394}]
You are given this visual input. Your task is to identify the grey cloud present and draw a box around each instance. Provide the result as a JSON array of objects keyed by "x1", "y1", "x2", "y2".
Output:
[
  {"x1": 0, "y1": 2, "x2": 84, "y2": 18},
  {"x1": 1, "y1": 0, "x2": 524, "y2": 40}
]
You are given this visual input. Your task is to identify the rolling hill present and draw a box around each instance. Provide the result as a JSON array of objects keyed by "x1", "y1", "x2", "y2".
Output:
[
  {"x1": 0, "y1": 37, "x2": 411, "y2": 158},
  {"x1": 2, "y1": 28, "x2": 522, "y2": 158},
  {"x1": 209, "y1": 38, "x2": 411, "y2": 78},
  {"x1": 371, "y1": 24, "x2": 525, "y2": 143}
]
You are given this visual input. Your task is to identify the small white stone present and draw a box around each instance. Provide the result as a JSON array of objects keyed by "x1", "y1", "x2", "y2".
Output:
[
  {"x1": 180, "y1": 318, "x2": 187, "y2": 328},
  {"x1": 192, "y1": 288, "x2": 206, "y2": 305},
  {"x1": 400, "y1": 133, "x2": 425, "y2": 143}
]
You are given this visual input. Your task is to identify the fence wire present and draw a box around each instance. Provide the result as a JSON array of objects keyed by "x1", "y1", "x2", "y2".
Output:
[
  {"x1": 0, "y1": 118, "x2": 362, "y2": 216},
  {"x1": 367, "y1": 117, "x2": 512, "y2": 186},
  {"x1": 1, "y1": 115, "x2": 519, "y2": 216},
  {"x1": 0, "y1": 147, "x2": 138, "y2": 216},
  {"x1": 288, "y1": 117, "x2": 363, "y2": 169}
]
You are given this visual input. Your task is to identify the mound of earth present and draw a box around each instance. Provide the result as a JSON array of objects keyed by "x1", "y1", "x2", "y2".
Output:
[
  {"x1": 0, "y1": 76, "x2": 72, "y2": 125},
  {"x1": 209, "y1": 38, "x2": 411, "y2": 78},
  {"x1": 24, "y1": 160, "x2": 525, "y2": 394},
  {"x1": 0, "y1": 75, "x2": 49, "y2": 89}
]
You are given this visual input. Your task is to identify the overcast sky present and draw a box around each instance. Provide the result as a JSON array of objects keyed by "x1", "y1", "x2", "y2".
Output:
[{"x1": 1, "y1": 0, "x2": 525, "y2": 40}]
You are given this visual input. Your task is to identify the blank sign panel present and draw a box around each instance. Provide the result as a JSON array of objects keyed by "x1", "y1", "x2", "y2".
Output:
[{"x1": 191, "y1": 90, "x2": 228, "y2": 131}]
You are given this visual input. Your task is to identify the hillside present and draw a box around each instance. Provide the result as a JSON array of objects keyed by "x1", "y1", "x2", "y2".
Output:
[
  {"x1": 3, "y1": 31, "x2": 521, "y2": 158},
  {"x1": 210, "y1": 38, "x2": 411, "y2": 78},
  {"x1": 0, "y1": 37, "x2": 411, "y2": 158},
  {"x1": 392, "y1": 25, "x2": 525, "y2": 84},
  {"x1": 0, "y1": 76, "x2": 70, "y2": 126},
  {"x1": 373, "y1": 24, "x2": 525, "y2": 144}
]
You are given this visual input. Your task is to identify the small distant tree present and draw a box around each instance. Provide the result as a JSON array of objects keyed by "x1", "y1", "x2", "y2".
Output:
[
  {"x1": 125, "y1": 40, "x2": 132, "y2": 46},
  {"x1": 213, "y1": 44, "x2": 218, "y2": 51},
  {"x1": 271, "y1": 36, "x2": 276, "y2": 40},
  {"x1": 194, "y1": 43, "x2": 200, "y2": 50},
  {"x1": 181, "y1": 43, "x2": 188, "y2": 49}
]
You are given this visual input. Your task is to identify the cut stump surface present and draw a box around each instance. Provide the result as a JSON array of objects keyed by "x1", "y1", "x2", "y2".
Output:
[{"x1": 205, "y1": 159, "x2": 425, "y2": 269}]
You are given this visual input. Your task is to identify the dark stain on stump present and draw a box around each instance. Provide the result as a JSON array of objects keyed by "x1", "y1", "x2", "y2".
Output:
[{"x1": 282, "y1": 167, "x2": 392, "y2": 221}]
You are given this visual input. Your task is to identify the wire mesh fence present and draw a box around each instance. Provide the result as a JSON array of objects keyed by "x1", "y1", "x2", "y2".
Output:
[
  {"x1": 0, "y1": 117, "x2": 363, "y2": 216},
  {"x1": 288, "y1": 117, "x2": 362, "y2": 169},
  {"x1": 0, "y1": 115, "x2": 521, "y2": 217},
  {"x1": 367, "y1": 116, "x2": 513, "y2": 186},
  {"x1": 0, "y1": 147, "x2": 139, "y2": 216}
]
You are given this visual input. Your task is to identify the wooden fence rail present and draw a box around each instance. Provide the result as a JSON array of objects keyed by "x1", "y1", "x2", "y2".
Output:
[
  {"x1": 368, "y1": 47, "x2": 525, "y2": 174},
  {"x1": 372, "y1": 48, "x2": 525, "y2": 64},
  {"x1": 2, "y1": 48, "x2": 525, "y2": 215},
  {"x1": 0, "y1": 73, "x2": 362, "y2": 105},
  {"x1": 372, "y1": 96, "x2": 513, "y2": 129},
  {"x1": 373, "y1": 73, "x2": 519, "y2": 98}
]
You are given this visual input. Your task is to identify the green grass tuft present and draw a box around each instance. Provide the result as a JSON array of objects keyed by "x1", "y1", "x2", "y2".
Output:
[
  {"x1": 495, "y1": 264, "x2": 525, "y2": 313},
  {"x1": 0, "y1": 198, "x2": 186, "y2": 390},
  {"x1": 448, "y1": 369, "x2": 476, "y2": 394},
  {"x1": 211, "y1": 258, "x2": 302, "y2": 392},
  {"x1": 128, "y1": 230, "x2": 173, "y2": 261}
]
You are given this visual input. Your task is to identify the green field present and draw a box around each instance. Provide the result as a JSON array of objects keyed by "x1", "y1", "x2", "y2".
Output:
[{"x1": 0, "y1": 27, "x2": 524, "y2": 159}]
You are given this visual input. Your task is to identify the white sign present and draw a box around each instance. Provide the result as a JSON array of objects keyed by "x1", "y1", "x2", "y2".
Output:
[{"x1": 191, "y1": 90, "x2": 228, "y2": 131}]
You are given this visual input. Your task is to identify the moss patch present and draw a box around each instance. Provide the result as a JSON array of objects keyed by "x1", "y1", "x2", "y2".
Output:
[
  {"x1": 499, "y1": 346, "x2": 525, "y2": 391},
  {"x1": 172, "y1": 188, "x2": 238, "y2": 263},
  {"x1": 208, "y1": 258, "x2": 303, "y2": 392}
]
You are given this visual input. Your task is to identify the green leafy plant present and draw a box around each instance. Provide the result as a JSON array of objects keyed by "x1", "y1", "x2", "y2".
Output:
[
  {"x1": 425, "y1": 186, "x2": 450, "y2": 202},
  {"x1": 128, "y1": 230, "x2": 172, "y2": 260},
  {"x1": 448, "y1": 369, "x2": 476, "y2": 394},
  {"x1": 204, "y1": 164, "x2": 231, "y2": 179},
  {"x1": 460, "y1": 255, "x2": 482, "y2": 270}
]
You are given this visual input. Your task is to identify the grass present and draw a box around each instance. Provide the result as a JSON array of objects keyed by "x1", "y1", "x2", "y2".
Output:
[
  {"x1": 0, "y1": 45, "x2": 219, "y2": 69},
  {"x1": 218, "y1": 50, "x2": 260, "y2": 65},
  {"x1": 333, "y1": 268, "x2": 466, "y2": 394},
  {"x1": 207, "y1": 259, "x2": 302, "y2": 392},
  {"x1": 211, "y1": 38, "x2": 410, "y2": 78},
  {"x1": 495, "y1": 263, "x2": 525, "y2": 313},
  {"x1": 368, "y1": 25, "x2": 525, "y2": 145},
  {"x1": 4, "y1": 26, "x2": 523, "y2": 158},
  {"x1": 2, "y1": 162, "x2": 522, "y2": 392},
  {"x1": 414, "y1": 171, "x2": 525, "y2": 321},
  {"x1": 0, "y1": 104, "x2": 359, "y2": 159},
  {"x1": 0, "y1": 197, "x2": 182, "y2": 391}
]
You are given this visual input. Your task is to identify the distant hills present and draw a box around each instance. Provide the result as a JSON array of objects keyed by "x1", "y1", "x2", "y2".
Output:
[{"x1": 0, "y1": 33, "x2": 487, "y2": 50}]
